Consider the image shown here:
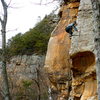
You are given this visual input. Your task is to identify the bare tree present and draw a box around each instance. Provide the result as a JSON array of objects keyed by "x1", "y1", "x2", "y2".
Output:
[
  {"x1": 91, "y1": 0, "x2": 100, "y2": 99},
  {"x1": 33, "y1": 68, "x2": 41, "y2": 100},
  {"x1": 31, "y1": 0, "x2": 60, "y2": 5},
  {"x1": 0, "y1": 0, "x2": 11, "y2": 100}
]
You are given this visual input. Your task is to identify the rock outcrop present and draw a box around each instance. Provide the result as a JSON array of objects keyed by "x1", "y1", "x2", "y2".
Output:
[
  {"x1": 0, "y1": 55, "x2": 46, "y2": 100},
  {"x1": 44, "y1": 0, "x2": 97, "y2": 100},
  {"x1": 70, "y1": 0, "x2": 97, "y2": 100},
  {"x1": 44, "y1": 0, "x2": 80, "y2": 100}
]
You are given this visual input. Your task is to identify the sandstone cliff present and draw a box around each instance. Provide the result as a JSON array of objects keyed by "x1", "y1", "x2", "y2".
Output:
[
  {"x1": 44, "y1": 0, "x2": 80, "y2": 100},
  {"x1": 0, "y1": 0, "x2": 97, "y2": 100},
  {"x1": 70, "y1": 0, "x2": 97, "y2": 100},
  {"x1": 44, "y1": 0, "x2": 97, "y2": 100}
]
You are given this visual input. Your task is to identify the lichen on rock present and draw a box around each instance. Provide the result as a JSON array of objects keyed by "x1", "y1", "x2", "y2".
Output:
[{"x1": 44, "y1": 0, "x2": 97, "y2": 100}]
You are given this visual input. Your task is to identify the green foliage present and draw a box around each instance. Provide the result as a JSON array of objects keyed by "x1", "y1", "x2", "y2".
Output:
[
  {"x1": 7, "y1": 33, "x2": 24, "y2": 55},
  {"x1": 15, "y1": 79, "x2": 48, "y2": 100},
  {"x1": 22, "y1": 80, "x2": 32, "y2": 88},
  {"x1": 7, "y1": 14, "x2": 58, "y2": 56}
]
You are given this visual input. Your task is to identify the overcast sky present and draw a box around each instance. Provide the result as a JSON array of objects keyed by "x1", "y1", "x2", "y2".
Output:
[{"x1": 0, "y1": 0, "x2": 59, "y2": 47}]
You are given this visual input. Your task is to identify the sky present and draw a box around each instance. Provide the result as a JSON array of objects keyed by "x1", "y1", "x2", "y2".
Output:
[{"x1": 0, "y1": 0, "x2": 59, "y2": 47}]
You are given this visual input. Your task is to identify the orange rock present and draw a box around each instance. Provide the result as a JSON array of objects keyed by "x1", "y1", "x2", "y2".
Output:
[
  {"x1": 67, "y1": 2, "x2": 80, "y2": 9},
  {"x1": 44, "y1": 1, "x2": 79, "y2": 99}
]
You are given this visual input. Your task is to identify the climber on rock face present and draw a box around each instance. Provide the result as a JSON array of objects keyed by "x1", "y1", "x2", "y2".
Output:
[{"x1": 65, "y1": 21, "x2": 79, "y2": 38}]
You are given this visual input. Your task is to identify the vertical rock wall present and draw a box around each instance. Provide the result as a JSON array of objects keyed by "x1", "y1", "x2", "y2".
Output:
[
  {"x1": 44, "y1": 1, "x2": 80, "y2": 100},
  {"x1": 0, "y1": 55, "x2": 45, "y2": 100},
  {"x1": 70, "y1": 0, "x2": 97, "y2": 100},
  {"x1": 45, "y1": 0, "x2": 98, "y2": 100}
]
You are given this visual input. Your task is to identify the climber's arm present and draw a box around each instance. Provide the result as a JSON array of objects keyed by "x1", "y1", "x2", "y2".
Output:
[{"x1": 73, "y1": 25, "x2": 78, "y2": 31}]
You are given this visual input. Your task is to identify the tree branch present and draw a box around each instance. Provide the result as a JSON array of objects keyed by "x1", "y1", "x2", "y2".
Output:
[
  {"x1": 0, "y1": 17, "x2": 3, "y2": 23},
  {"x1": 7, "y1": 0, "x2": 12, "y2": 7},
  {"x1": 1, "y1": 0, "x2": 8, "y2": 30},
  {"x1": 1, "y1": 0, "x2": 8, "y2": 8},
  {"x1": 31, "y1": 0, "x2": 57, "y2": 5}
]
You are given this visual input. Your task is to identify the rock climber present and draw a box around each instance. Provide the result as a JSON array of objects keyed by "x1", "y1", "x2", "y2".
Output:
[{"x1": 65, "y1": 21, "x2": 79, "y2": 38}]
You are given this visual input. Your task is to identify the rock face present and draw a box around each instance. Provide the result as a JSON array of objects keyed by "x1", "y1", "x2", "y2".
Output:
[
  {"x1": 7, "y1": 55, "x2": 45, "y2": 78},
  {"x1": 44, "y1": 0, "x2": 97, "y2": 100},
  {"x1": 44, "y1": 0, "x2": 80, "y2": 100},
  {"x1": 0, "y1": 55, "x2": 45, "y2": 100},
  {"x1": 70, "y1": 0, "x2": 97, "y2": 100}
]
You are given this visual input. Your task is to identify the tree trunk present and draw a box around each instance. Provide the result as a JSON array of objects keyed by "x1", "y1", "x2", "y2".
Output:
[
  {"x1": 36, "y1": 68, "x2": 41, "y2": 100},
  {"x1": 91, "y1": 0, "x2": 100, "y2": 99},
  {"x1": 0, "y1": 0, "x2": 11, "y2": 100}
]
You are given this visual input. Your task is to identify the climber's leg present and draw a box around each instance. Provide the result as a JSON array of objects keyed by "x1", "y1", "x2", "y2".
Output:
[{"x1": 68, "y1": 31, "x2": 73, "y2": 39}]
